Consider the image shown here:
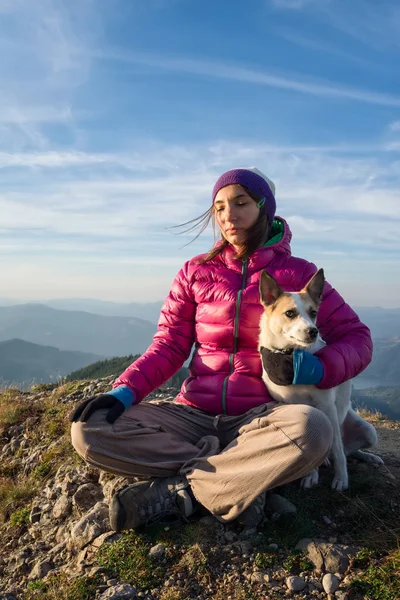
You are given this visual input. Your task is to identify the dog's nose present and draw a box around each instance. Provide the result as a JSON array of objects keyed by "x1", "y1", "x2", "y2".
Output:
[{"x1": 308, "y1": 327, "x2": 318, "y2": 340}]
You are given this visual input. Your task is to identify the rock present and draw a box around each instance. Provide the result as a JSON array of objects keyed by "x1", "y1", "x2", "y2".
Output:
[
  {"x1": 268, "y1": 543, "x2": 279, "y2": 550},
  {"x1": 28, "y1": 560, "x2": 53, "y2": 580},
  {"x1": 72, "y1": 483, "x2": 104, "y2": 513},
  {"x1": 334, "y1": 592, "x2": 348, "y2": 599},
  {"x1": 323, "y1": 573, "x2": 340, "y2": 594},
  {"x1": 199, "y1": 515, "x2": 216, "y2": 526},
  {"x1": 90, "y1": 531, "x2": 121, "y2": 550},
  {"x1": 266, "y1": 493, "x2": 297, "y2": 515},
  {"x1": 98, "y1": 583, "x2": 137, "y2": 599},
  {"x1": 148, "y1": 543, "x2": 165, "y2": 559},
  {"x1": 70, "y1": 502, "x2": 109, "y2": 550},
  {"x1": 52, "y1": 496, "x2": 72, "y2": 519},
  {"x1": 285, "y1": 576, "x2": 306, "y2": 591},
  {"x1": 224, "y1": 530, "x2": 238, "y2": 543},
  {"x1": 250, "y1": 571, "x2": 266, "y2": 583},
  {"x1": 295, "y1": 538, "x2": 358, "y2": 574},
  {"x1": 29, "y1": 504, "x2": 42, "y2": 524}
]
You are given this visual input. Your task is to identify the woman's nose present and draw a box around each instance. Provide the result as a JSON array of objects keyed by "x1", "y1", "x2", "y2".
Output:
[{"x1": 224, "y1": 206, "x2": 237, "y2": 221}]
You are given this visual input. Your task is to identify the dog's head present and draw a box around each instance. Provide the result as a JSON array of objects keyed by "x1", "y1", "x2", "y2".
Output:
[{"x1": 259, "y1": 269, "x2": 325, "y2": 350}]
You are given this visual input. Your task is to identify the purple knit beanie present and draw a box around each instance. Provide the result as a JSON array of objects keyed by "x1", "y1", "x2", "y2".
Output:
[{"x1": 212, "y1": 167, "x2": 276, "y2": 225}]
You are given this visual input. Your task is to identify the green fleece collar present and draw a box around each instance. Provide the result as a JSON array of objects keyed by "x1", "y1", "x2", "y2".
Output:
[{"x1": 263, "y1": 218, "x2": 284, "y2": 247}]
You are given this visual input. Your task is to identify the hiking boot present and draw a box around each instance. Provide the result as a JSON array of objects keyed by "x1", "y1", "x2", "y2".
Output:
[
  {"x1": 238, "y1": 492, "x2": 266, "y2": 527},
  {"x1": 109, "y1": 475, "x2": 196, "y2": 532}
]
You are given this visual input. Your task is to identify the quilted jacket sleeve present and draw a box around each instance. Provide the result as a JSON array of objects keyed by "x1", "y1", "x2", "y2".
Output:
[
  {"x1": 113, "y1": 262, "x2": 196, "y2": 402},
  {"x1": 298, "y1": 263, "x2": 372, "y2": 388}
]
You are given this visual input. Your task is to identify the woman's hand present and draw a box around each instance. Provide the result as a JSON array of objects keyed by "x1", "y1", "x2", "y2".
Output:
[
  {"x1": 260, "y1": 348, "x2": 324, "y2": 386},
  {"x1": 69, "y1": 385, "x2": 135, "y2": 424}
]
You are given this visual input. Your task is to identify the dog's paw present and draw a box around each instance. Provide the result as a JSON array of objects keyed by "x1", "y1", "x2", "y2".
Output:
[
  {"x1": 331, "y1": 474, "x2": 349, "y2": 491},
  {"x1": 361, "y1": 452, "x2": 384, "y2": 465},
  {"x1": 301, "y1": 469, "x2": 319, "y2": 489},
  {"x1": 350, "y1": 450, "x2": 384, "y2": 465}
]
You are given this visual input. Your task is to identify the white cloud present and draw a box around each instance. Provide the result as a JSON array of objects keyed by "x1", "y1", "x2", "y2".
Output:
[
  {"x1": 389, "y1": 120, "x2": 400, "y2": 132},
  {"x1": 271, "y1": 0, "x2": 328, "y2": 9},
  {"x1": 96, "y1": 50, "x2": 400, "y2": 107}
]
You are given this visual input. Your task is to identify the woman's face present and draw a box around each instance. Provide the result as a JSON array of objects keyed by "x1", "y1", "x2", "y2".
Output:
[{"x1": 214, "y1": 184, "x2": 260, "y2": 249}]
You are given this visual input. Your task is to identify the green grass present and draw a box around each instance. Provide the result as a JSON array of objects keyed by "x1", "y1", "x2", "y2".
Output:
[
  {"x1": 9, "y1": 506, "x2": 31, "y2": 527},
  {"x1": 350, "y1": 549, "x2": 400, "y2": 600},
  {"x1": 97, "y1": 531, "x2": 168, "y2": 589},
  {"x1": 25, "y1": 575, "x2": 101, "y2": 600}
]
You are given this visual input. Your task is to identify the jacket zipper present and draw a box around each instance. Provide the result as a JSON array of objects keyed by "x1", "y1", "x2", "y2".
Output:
[{"x1": 221, "y1": 258, "x2": 248, "y2": 414}]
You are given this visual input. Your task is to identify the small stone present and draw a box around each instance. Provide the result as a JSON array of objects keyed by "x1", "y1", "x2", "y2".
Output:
[
  {"x1": 72, "y1": 483, "x2": 104, "y2": 513},
  {"x1": 322, "y1": 516, "x2": 332, "y2": 525},
  {"x1": 322, "y1": 573, "x2": 340, "y2": 594},
  {"x1": 266, "y1": 494, "x2": 297, "y2": 515},
  {"x1": 335, "y1": 592, "x2": 348, "y2": 599},
  {"x1": 199, "y1": 516, "x2": 215, "y2": 526},
  {"x1": 28, "y1": 560, "x2": 53, "y2": 580},
  {"x1": 98, "y1": 583, "x2": 137, "y2": 599},
  {"x1": 52, "y1": 496, "x2": 72, "y2": 519},
  {"x1": 286, "y1": 576, "x2": 306, "y2": 592},
  {"x1": 224, "y1": 530, "x2": 238, "y2": 542},
  {"x1": 250, "y1": 571, "x2": 266, "y2": 583},
  {"x1": 149, "y1": 544, "x2": 165, "y2": 559},
  {"x1": 268, "y1": 543, "x2": 279, "y2": 550}
]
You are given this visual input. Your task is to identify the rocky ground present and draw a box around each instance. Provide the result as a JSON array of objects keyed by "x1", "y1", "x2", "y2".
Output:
[{"x1": 0, "y1": 378, "x2": 399, "y2": 600}]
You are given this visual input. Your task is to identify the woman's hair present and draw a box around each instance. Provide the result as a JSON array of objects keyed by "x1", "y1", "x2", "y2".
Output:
[{"x1": 173, "y1": 187, "x2": 270, "y2": 263}]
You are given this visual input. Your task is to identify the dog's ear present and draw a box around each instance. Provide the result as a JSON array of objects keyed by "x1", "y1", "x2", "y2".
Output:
[
  {"x1": 259, "y1": 270, "x2": 284, "y2": 306},
  {"x1": 304, "y1": 268, "x2": 325, "y2": 305}
]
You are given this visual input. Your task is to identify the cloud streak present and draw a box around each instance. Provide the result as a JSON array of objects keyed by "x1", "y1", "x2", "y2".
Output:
[{"x1": 96, "y1": 49, "x2": 400, "y2": 107}]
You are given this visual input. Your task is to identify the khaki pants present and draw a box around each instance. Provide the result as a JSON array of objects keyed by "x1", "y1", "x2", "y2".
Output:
[{"x1": 71, "y1": 400, "x2": 332, "y2": 522}]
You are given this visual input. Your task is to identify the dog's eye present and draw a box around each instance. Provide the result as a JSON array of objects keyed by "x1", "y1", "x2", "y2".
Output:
[
  {"x1": 284, "y1": 310, "x2": 297, "y2": 319},
  {"x1": 309, "y1": 309, "x2": 317, "y2": 319}
]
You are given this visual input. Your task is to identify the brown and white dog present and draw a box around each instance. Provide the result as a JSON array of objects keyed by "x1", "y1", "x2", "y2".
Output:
[{"x1": 258, "y1": 268, "x2": 383, "y2": 491}]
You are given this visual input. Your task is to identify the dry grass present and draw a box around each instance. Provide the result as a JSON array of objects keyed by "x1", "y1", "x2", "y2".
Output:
[{"x1": 356, "y1": 406, "x2": 385, "y2": 422}]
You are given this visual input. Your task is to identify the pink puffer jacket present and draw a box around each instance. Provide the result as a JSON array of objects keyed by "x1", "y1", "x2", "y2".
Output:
[{"x1": 114, "y1": 218, "x2": 372, "y2": 415}]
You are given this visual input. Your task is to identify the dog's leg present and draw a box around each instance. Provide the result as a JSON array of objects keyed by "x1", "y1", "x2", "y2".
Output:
[
  {"x1": 300, "y1": 468, "x2": 319, "y2": 489},
  {"x1": 342, "y1": 408, "x2": 384, "y2": 464},
  {"x1": 319, "y1": 401, "x2": 349, "y2": 491}
]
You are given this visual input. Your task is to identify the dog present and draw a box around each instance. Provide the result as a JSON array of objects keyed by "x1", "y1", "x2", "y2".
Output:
[{"x1": 258, "y1": 268, "x2": 383, "y2": 491}]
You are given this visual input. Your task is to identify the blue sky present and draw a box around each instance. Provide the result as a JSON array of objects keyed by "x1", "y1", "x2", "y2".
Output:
[{"x1": 1, "y1": 0, "x2": 400, "y2": 307}]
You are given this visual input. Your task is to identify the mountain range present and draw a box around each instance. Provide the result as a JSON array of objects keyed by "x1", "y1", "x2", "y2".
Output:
[
  {"x1": 0, "y1": 300, "x2": 399, "y2": 390},
  {"x1": 0, "y1": 339, "x2": 101, "y2": 388},
  {"x1": 1, "y1": 299, "x2": 399, "y2": 339},
  {"x1": 0, "y1": 304, "x2": 155, "y2": 357}
]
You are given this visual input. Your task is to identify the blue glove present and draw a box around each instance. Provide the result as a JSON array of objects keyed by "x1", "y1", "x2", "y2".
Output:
[
  {"x1": 293, "y1": 349, "x2": 324, "y2": 385},
  {"x1": 260, "y1": 347, "x2": 324, "y2": 386},
  {"x1": 69, "y1": 385, "x2": 135, "y2": 423}
]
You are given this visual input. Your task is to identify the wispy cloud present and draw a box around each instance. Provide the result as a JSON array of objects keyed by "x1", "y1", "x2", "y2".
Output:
[
  {"x1": 96, "y1": 49, "x2": 400, "y2": 107},
  {"x1": 270, "y1": 0, "x2": 328, "y2": 9},
  {"x1": 275, "y1": 29, "x2": 380, "y2": 70}
]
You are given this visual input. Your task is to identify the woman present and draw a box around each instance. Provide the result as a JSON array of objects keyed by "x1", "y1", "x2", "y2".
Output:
[{"x1": 70, "y1": 167, "x2": 376, "y2": 531}]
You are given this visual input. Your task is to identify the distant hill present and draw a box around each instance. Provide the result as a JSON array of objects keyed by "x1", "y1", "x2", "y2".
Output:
[
  {"x1": 0, "y1": 304, "x2": 156, "y2": 357},
  {"x1": 66, "y1": 354, "x2": 189, "y2": 389},
  {"x1": 355, "y1": 307, "x2": 400, "y2": 340},
  {"x1": 0, "y1": 299, "x2": 164, "y2": 324},
  {"x1": 357, "y1": 338, "x2": 400, "y2": 386},
  {"x1": 352, "y1": 386, "x2": 400, "y2": 420},
  {"x1": 0, "y1": 339, "x2": 102, "y2": 388}
]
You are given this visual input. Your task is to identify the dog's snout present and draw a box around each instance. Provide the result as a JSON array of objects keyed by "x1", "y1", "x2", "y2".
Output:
[{"x1": 308, "y1": 327, "x2": 318, "y2": 340}]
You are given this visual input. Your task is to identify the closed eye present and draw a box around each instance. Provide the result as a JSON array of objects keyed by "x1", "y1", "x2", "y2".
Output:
[{"x1": 284, "y1": 309, "x2": 297, "y2": 319}]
